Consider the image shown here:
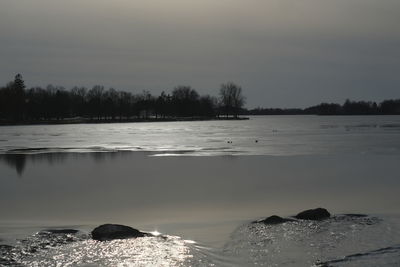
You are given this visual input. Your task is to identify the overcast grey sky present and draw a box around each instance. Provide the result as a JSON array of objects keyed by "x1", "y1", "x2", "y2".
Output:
[{"x1": 1, "y1": 0, "x2": 399, "y2": 108}]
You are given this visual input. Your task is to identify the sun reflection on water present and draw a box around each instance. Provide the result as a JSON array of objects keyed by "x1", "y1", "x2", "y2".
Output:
[
  {"x1": 150, "y1": 230, "x2": 162, "y2": 236},
  {"x1": 19, "y1": 235, "x2": 196, "y2": 266}
]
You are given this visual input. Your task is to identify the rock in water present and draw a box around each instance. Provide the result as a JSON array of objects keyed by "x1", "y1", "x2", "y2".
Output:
[
  {"x1": 255, "y1": 215, "x2": 295, "y2": 225},
  {"x1": 91, "y1": 224, "x2": 147, "y2": 241},
  {"x1": 295, "y1": 208, "x2": 331, "y2": 220}
]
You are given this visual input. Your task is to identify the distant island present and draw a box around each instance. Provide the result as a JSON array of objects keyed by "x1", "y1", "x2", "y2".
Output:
[
  {"x1": 245, "y1": 99, "x2": 400, "y2": 116},
  {"x1": 0, "y1": 74, "x2": 399, "y2": 125}
]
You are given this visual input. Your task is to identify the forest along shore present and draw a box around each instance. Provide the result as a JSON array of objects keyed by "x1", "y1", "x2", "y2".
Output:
[
  {"x1": 0, "y1": 116, "x2": 249, "y2": 126},
  {"x1": 0, "y1": 75, "x2": 246, "y2": 125},
  {"x1": 2, "y1": 74, "x2": 400, "y2": 126}
]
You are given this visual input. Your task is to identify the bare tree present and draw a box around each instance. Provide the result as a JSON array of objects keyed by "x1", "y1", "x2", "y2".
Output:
[{"x1": 219, "y1": 82, "x2": 245, "y2": 118}]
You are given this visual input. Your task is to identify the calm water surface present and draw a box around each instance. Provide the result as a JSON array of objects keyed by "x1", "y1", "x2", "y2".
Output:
[{"x1": 0, "y1": 115, "x2": 400, "y2": 266}]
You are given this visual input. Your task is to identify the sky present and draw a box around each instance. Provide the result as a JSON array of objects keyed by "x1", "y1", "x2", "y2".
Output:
[{"x1": 0, "y1": 0, "x2": 399, "y2": 108}]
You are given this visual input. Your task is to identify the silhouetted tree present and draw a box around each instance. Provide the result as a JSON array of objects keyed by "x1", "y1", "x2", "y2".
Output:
[
  {"x1": 343, "y1": 99, "x2": 377, "y2": 115},
  {"x1": 1, "y1": 74, "x2": 26, "y2": 121},
  {"x1": 305, "y1": 103, "x2": 342, "y2": 115},
  {"x1": 247, "y1": 107, "x2": 306, "y2": 115},
  {"x1": 198, "y1": 95, "x2": 217, "y2": 117},
  {"x1": 87, "y1": 85, "x2": 105, "y2": 119},
  {"x1": 171, "y1": 86, "x2": 200, "y2": 117},
  {"x1": 7, "y1": 73, "x2": 400, "y2": 123},
  {"x1": 380, "y1": 99, "x2": 400, "y2": 114},
  {"x1": 103, "y1": 88, "x2": 119, "y2": 119},
  {"x1": 154, "y1": 91, "x2": 171, "y2": 118},
  {"x1": 219, "y1": 82, "x2": 245, "y2": 118},
  {"x1": 70, "y1": 86, "x2": 88, "y2": 117},
  {"x1": 117, "y1": 91, "x2": 134, "y2": 119}
]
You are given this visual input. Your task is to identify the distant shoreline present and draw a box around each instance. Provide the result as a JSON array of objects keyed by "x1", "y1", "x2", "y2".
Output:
[
  {"x1": 0, "y1": 116, "x2": 249, "y2": 127},
  {"x1": 4, "y1": 113, "x2": 400, "y2": 127},
  {"x1": 2, "y1": 74, "x2": 399, "y2": 123}
]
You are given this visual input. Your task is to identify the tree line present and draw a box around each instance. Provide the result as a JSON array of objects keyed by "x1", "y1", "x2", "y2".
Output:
[
  {"x1": 0, "y1": 74, "x2": 246, "y2": 123},
  {"x1": 1, "y1": 74, "x2": 399, "y2": 124},
  {"x1": 246, "y1": 99, "x2": 400, "y2": 116}
]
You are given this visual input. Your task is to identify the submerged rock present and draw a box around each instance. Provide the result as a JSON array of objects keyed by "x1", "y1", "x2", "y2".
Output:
[
  {"x1": 295, "y1": 208, "x2": 331, "y2": 220},
  {"x1": 343, "y1": 213, "x2": 368, "y2": 218},
  {"x1": 333, "y1": 214, "x2": 380, "y2": 226},
  {"x1": 40, "y1": 229, "x2": 79, "y2": 234},
  {"x1": 255, "y1": 215, "x2": 295, "y2": 225},
  {"x1": 91, "y1": 224, "x2": 150, "y2": 241}
]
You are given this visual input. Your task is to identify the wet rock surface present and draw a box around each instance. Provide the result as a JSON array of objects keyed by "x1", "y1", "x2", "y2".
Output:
[
  {"x1": 0, "y1": 229, "x2": 88, "y2": 265},
  {"x1": 294, "y1": 208, "x2": 331, "y2": 220},
  {"x1": 254, "y1": 215, "x2": 295, "y2": 225},
  {"x1": 40, "y1": 229, "x2": 79, "y2": 234},
  {"x1": 91, "y1": 224, "x2": 150, "y2": 241},
  {"x1": 254, "y1": 210, "x2": 375, "y2": 227},
  {"x1": 225, "y1": 213, "x2": 399, "y2": 267},
  {"x1": 254, "y1": 208, "x2": 331, "y2": 225}
]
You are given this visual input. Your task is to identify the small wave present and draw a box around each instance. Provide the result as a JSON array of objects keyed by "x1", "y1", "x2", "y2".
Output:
[
  {"x1": 0, "y1": 229, "x2": 88, "y2": 265},
  {"x1": 380, "y1": 123, "x2": 400, "y2": 128},
  {"x1": 316, "y1": 244, "x2": 400, "y2": 266},
  {"x1": 344, "y1": 124, "x2": 378, "y2": 130},
  {"x1": 4, "y1": 146, "x2": 118, "y2": 155},
  {"x1": 0, "y1": 244, "x2": 16, "y2": 266},
  {"x1": 201, "y1": 147, "x2": 231, "y2": 151},
  {"x1": 2, "y1": 146, "x2": 207, "y2": 156},
  {"x1": 8, "y1": 147, "x2": 53, "y2": 153},
  {"x1": 320, "y1": 125, "x2": 340, "y2": 129},
  {"x1": 150, "y1": 150, "x2": 198, "y2": 157},
  {"x1": 0, "y1": 228, "x2": 214, "y2": 267}
]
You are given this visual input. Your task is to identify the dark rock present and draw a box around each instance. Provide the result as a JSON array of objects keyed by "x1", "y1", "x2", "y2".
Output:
[
  {"x1": 255, "y1": 215, "x2": 295, "y2": 225},
  {"x1": 91, "y1": 224, "x2": 150, "y2": 241},
  {"x1": 40, "y1": 229, "x2": 79, "y2": 234},
  {"x1": 295, "y1": 208, "x2": 331, "y2": 220}
]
